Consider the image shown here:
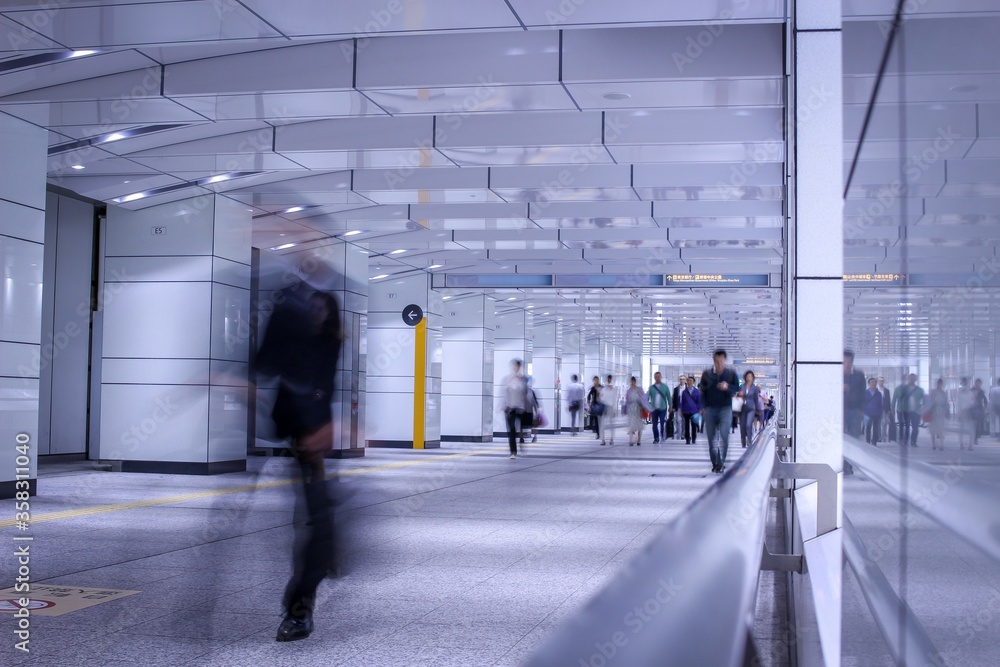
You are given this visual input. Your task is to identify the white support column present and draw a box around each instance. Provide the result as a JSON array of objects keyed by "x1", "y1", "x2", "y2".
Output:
[
  {"x1": 366, "y1": 273, "x2": 442, "y2": 449},
  {"x1": 98, "y1": 195, "x2": 252, "y2": 474},
  {"x1": 441, "y1": 294, "x2": 495, "y2": 443},
  {"x1": 0, "y1": 112, "x2": 47, "y2": 499},
  {"x1": 560, "y1": 329, "x2": 583, "y2": 432},
  {"x1": 493, "y1": 309, "x2": 533, "y2": 435},
  {"x1": 532, "y1": 321, "x2": 560, "y2": 433},
  {"x1": 789, "y1": 2, "x2": 844, "y2": 665}
]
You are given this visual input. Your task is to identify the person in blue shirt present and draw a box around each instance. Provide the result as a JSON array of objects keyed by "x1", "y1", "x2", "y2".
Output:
[
  {"x1": 646, "y1": 371, "x2": 671, "y2": 444},
  {"x1": 680, "y1": 376, "x2": 701, "y2": 445},
  {"x1": 699, "y1": 349, "x2": 740, "y2": 474},
  {"x1": 864, "y1": 377, "x2": 884, "y2": 446}
]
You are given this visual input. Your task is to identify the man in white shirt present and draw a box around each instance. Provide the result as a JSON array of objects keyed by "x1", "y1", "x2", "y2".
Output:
[
  {"x1": 599, "y1": 374, "x2": 618, "y2": 445},
  {"x1": 565, "y1": 375, "x2": 586, "y2": 435}
]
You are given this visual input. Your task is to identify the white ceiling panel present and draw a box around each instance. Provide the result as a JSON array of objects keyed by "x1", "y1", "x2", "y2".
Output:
[
  {"x1": 566, "y1": 78, "x2": 784, "y2": 110},
  {"x1": 635, "y1": 162, "x2": 784, "y2": 186},
  {"x1": 435, "y1": 110, "x2": 603, "y2": 148},
  {"x1": 354, "y1": 166, "x2": 488, "y2": 192},
  {"x1": 282, "y1": 149, "x2": 455, "y2": 169},
  {"x1": 2, "y1": 1, "x2": 283, "y2": 48},
  {"x1": 129, "y1": 152, "x2": 302, "y2": 175},
  {"x1": 608, "y1": 143, "x2": 785, "y2": 163},
  {"x1": 0, "y1": 15, "x2": 67, "y2": 52},
  {"x1": 0, "y1": 97, "x2": 205, "y2": 129},
  {"x1": 363, "y1": 84, "x2": 576, "y2": 115},
  {"x1": 562, "y1": 24, "x2": 783, "y2": 82},
  {"x1": 0, "y1": 52, "x2": 160, "y2": 100},
  {"x1": 170, "y1": 91, "x2": 384, "y2": 121},
  {"x1": 50, "y1": 172, "x2": 182, "y2": 200},
  {"x1": 529, "y1": 200, "x2": 652, "y2": 220},
  {"x1": 240, "y1": 0, "x2": 520, "y2": 37},
  {"x1": 608, "y1": 108, "x2": 784, "y2": 144},
  {"x1": 163, "y1": 42, "x2": 355, "y2": 97},
  {"x1": 493, "y1": 187, "x2": 639, "y2": 202},
  {"x1": 490, "y1": 164, "x2": 631, "y2": 189},
  {"x1": 275, "y1": 115, "x2": 433, "y2": 151},
  {"x1": 355, "y1": 30, "x2": 557, "y2": 89},
  {"x1": 509, "y1": 0, "x2": 784, "y2": 27},
  {"x1": 439, "y1": 145, "x2": 615, "y2": 167},
  {"x1": 94, "y1": 120, "x2": 264, "y2": 155}
]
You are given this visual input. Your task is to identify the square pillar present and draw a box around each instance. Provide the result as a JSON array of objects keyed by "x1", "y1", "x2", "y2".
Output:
[
  {"x1": 560, "y1": 329, "x2": 584, "y2": 431},
  {"x1": 97, "y1": 195, "x2": 251, "y2": 473},
  {"x1": 532, "y1": 321, "x2": 561, "y2": 433},
  {"x1": 441, "y1": 294, "x2": 495, "y2": 442},
  {"x1": 0, "y1": 112, "x2": 47, "y2": 498},
  {"x1": 366, "y1": 273, "x2": 442, "y2": 448}
]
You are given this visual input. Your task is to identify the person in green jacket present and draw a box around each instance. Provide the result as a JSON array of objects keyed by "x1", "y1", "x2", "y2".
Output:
[{"x1": 892, "y1": 373, "x2": 925, "y2": 447}]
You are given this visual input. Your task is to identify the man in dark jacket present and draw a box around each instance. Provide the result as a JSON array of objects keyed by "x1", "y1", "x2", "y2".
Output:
[
  {"x1": 256, "y1": 281, "x2": 342, "y2": 642},
  {"x1": 699, "y1": 349, "x2": 740, "y2": 474},
  {"x1": 864, "y1": 377, "x2": 884, "y2": 446},
  {"x1": 671, "y1": 374, "x2": 686, "y2": 440}
]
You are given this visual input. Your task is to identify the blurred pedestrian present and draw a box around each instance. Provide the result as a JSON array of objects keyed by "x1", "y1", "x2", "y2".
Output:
[
  {"x1": 587, "y1": 376, "x2": 602, "y2": 439},
  {"x1": 502, "y1": 359, "x2": 531, "y2": 459},
  {"x1": 864, "y1": 377, "x2": 883, "y2": 446},
  {"x1": 255, "y1": 285, "x2": 343, "y2": 642},
  {"x1": 599, "y1": 374, "x2": 618, "y2": 445},
  {"x1": 699, "y1": 349, "x2": 739, "y2": 474},
  {"x1": 647, "y1": 372, "x2": 670, "y2": 444},
  {"x1": 681, "y1": 375, "x2": 701, "y2": 445},
  {"x1": 625, "y1": 376, "x2": 648, "y2": 446},
  {"x1": 566, "y1": 374, "x2": 585, "y2": 435},
  {"x1": 928, "y1": 379, "x2": 949, "y2": 450},
  {"x1": 737, "y1": 370, "x2": 761, "y2": 448}
]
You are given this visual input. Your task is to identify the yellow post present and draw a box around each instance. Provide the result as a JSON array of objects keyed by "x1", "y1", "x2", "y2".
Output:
[{"x1": 413, "y1": 317, "x2": 426, "y2": 449}]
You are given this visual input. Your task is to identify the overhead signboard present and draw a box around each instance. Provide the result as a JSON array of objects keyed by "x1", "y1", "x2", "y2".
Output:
[
  {"x1": 843, "y1": 273, "x2": 904, "y2": 286},
  {"x1": 554, "y1": 274, "x2": 664, "y2": 287},
  {"x1": 664, "y1": 274, "x2": 770, "y2": 287}
]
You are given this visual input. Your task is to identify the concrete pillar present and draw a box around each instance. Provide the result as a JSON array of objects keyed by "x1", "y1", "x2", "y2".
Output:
[
  {"x1": 441, "y1": 294, "x2": 495, "y2": 442},
  {"x1": 532, "y1": 321, "x2": 561, "y2": 433},
  {"x1": 560, "y1": 329, "x2": 583, "y2": 431},
  {"x1": 366, "y1": 273, "x2": 442, "y2": 448},
  {"x1": 0, "y1": 112, "x2": 48, "y2": 498},
  {"x1": 98, "y1": 194, "x2": 252, "y2": 473},
  {"x1": 493, "y1": 309, "x2": 533, "y2": 435}
]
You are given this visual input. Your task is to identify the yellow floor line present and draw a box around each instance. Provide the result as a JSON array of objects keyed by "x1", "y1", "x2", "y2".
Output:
[{"x1": 0, "y1": 445, "x2": 511, "y2": 528}]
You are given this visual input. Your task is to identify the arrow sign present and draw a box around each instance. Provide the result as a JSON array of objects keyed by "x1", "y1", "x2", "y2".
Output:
[{"x1": 402, "y1": 304, "x2": 423, "y2": 326}]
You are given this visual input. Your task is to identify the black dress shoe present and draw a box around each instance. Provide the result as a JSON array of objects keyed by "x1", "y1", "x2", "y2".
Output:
[{"x1": 276, "y1": 615, "x2": 313, "y2": 642}]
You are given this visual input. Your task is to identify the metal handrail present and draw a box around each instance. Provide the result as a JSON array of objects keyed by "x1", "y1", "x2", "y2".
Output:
[
  {"x1": 525, "y1": 421, "x2": 778, "y2": 667},
  {"x1": 843, "y1": 435, "x2": 1000, "y2": 562}
]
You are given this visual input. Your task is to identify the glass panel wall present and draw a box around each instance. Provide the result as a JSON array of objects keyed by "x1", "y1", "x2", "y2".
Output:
[{"x1": 842, "y1": 4, "x2": 1000, "y2": 665}]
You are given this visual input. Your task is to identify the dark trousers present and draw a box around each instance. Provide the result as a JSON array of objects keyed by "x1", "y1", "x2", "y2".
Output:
[
  {"x1": 739, "y1": 410, "x2": 755, "y2": 446},
  {"x1": 865, "y1": 415, "x2": 881, "y2": 445},
  {"x1": 683, "y1": 414, "x2": 697, "y2": 443},
  {"x1": 284, "y1": 452, "x2": 335, "y2": 620},
  {"x1": 651, "y1": 409, "x2": 667, "y2": 441},
  {"x1": 897, "y1": 410, "x2": 909, "y2": 443},
  {"x1": 506, "y1": 409, "x2": 527, "y2": 454},
  {"x1": 901, "y1": 411, "x2": 920, "y2": 446}
]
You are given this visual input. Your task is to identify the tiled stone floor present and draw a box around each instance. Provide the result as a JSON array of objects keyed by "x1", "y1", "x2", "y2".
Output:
[{"x1": 1, "y1": 427, "x2": 729, "y2": 666}]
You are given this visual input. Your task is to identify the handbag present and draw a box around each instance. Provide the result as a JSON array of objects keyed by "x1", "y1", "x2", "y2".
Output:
[
  {"x1": 732, "y1": 396, "x2": 745, "y2": 412},
  {"x1": 535, "y1": 411, "x2": 548, "y2": 427},
  {"x1": 590, "y1": 402, "x2": 605, "y2": 416},
  {"x1": 569, "y1": 399, "x2": 582, "y2": 412},
  {"x1": 692, "y1": 413, "x2": 703, "y2": 428}
]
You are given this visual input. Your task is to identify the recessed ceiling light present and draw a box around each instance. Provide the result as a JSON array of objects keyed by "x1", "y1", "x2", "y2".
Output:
[
  {"x1": 70, "y1": 164, "x2": 85, "y2": 170},
  {"x1": 603, "y1": 92, "x2": 630, "y2": 101},
  {"x1": 370, "y1": 274, "x2": 389, "y2": 280},
  {"x1": 117, "y1": 192, "x2": 146, "y2": 203},
  {"x1": 443, "y1": 296, "x2": 453, "y2": 300},
  {"x1": 543, "y1": 312, "x2": 550, "y2": 315},
  {"x1": 950, "y1": 84, "x2": 978, "y2": 93},
  {"x1": 69, "y1": 50, "x2": 98, "y2": 58},
  {"x1": 205, "y1": 174, "x2": 230, "y2": 184},
  {"x1": 390, "y1": 249, "x2": 406, "y2": 255},
  {"x1": 507, "y1": 297, "x2": 516, "y2": 301},
  {"x1": 344, "y1": 230, "x2": 363, "y2": 236},
  {"x1": 285, "y1": 206, "x2": 304, "y2": 213},
  {"x1": 428, "y1": 264, "x2": 443, "y2": 269},
  {"x1": 102, "y1": 132, "x2": 127, "y2": 143},
  {"x1": 271, "y1": 243, "x2": 296, "y2": 250}
]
